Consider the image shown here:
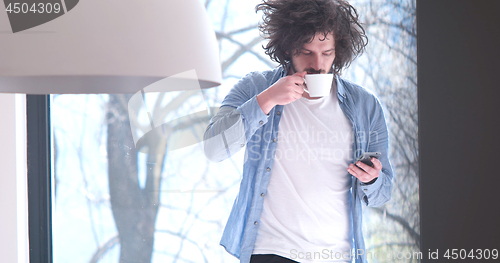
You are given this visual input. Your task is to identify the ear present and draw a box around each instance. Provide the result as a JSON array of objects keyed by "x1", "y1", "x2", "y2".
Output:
[
  {"x1": 287, "y1": 49, "x2": 300, "y2": 58},
  {"x1": 284, "y1": 52, "x2": 292, "y2": 61}
]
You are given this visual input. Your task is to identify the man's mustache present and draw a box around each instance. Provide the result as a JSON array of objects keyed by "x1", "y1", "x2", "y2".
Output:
[{"x1": 304, "y1": 68, "x2": 333, "y2": 74}]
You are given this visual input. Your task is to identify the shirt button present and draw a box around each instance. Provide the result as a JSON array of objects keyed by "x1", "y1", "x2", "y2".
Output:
[
  {"x1": 254, "y1": 221, "x2": 258, "y2": 225},
  {"x1": 259, "y1": 120, "x2": 263, "y2": 125},
  {"x1": 364, "y1": 189, "x2": 367, "y2": 192},
  {"x1": 272, "y1": 138, "x2": 277, "y2": 142},
  {"x1": 261, "y1": 193, "x2": 265, "y2": 197},
  {"x1": 276, "y1": 111, "x2": 281, "y2": 115},
  {"x1": 266, "y1": 167, "x2": 271, "y2": 172},
  {"x1": 240, "y1": 144, "x2": 245, "y2": 147}
]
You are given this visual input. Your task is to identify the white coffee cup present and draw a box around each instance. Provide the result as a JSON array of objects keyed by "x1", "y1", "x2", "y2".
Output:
[{"x1": 303, "y1": 74, "x2": 334, "y2": 97}]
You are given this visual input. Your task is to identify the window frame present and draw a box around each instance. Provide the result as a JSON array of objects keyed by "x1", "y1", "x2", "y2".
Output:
[{"x1": 26, "y1": 95, "x2": 52, "y2": 263}]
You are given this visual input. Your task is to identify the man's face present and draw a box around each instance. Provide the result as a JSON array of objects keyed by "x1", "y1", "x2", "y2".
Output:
[{"x1": 290, "y1": 32, "x2": 336, "y2": 74}]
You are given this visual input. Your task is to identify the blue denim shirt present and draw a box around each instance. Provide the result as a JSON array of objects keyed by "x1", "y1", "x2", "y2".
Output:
[{"x1": 203, "y1": 66, "x2": 394, "y2": 263}]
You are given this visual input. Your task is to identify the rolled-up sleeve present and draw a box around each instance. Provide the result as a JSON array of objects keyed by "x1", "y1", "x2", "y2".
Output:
[{"x1": 203, "y1": 73, "x2": 271, "y2": 162}]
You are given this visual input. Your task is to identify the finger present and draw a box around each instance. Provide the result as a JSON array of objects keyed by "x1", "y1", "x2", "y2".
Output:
[
  {"x1": 347, "y1": 165, "x2": 358, "y2": 177},
  {"x1": 293, "y1": 71, "x2": 307, "y2": 78},
  {"x1": 349, "y1": 164, "x2": 378, "y2": 183},
  {"x1": 292, "y1": 83, "x2": 305, "y2": 94},
  {"x1": 372, "y1": 158, "x2": 383, "y2": 170},
  {"x1": 289, "y1": 89, "x2": 304, "y2": 99},
  {"x1": 348, "y1": 163, "x2": 365, "y2": 176},
  {"x1": 290, "y1": 76, "x2": 306, "y2": 87},
  {"x1": 355, "y1": 161, "x2": 375, "y2": 175},
  {"x1": 290, "y1": 72, "x2": 307, "y2": 84},
  {"x1": 291, "y1": 93, "x2": 302, "y2": 100}
]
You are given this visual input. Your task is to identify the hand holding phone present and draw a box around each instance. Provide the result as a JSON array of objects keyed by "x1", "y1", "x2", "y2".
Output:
[
  {"x1": 356, "y1": 152, "x2": 381, "y2": 168},
  {"x1": 349, "y1": 152, "x2": 382, "y2": 184}
]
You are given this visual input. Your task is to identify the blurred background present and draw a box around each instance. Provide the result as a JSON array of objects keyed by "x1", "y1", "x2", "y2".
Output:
[{"x1": 51, "y1": 0, "x2": 418, "y2": 262}]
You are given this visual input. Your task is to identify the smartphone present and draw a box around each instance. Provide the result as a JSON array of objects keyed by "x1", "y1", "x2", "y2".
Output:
[{"x1": 356, "y1": 152, "x2": 381, "y2": 167}]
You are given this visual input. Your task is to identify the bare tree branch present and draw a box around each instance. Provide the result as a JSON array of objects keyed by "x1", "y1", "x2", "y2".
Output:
[
  {"x1": 155, "y1": 229, "x2": 209, "y2": 263},
  {"x1": 216, "y1": 32, "x2": 275, "y2": 70},
  {"x1": 204, "y1": 0, "x2": 212, "y2": 9},
  {"x1": 226, "y1": 24, "x2": 259, "y2": 35},
  {"x1": 88, "y1": 235, "x2": 120, "y2": 263},
  {"x1": 221, "y1": 35, "x2": 267, "y2": 71},
  {"x1": 370, "y1": 207, "x2": 420, "y2": 247}
]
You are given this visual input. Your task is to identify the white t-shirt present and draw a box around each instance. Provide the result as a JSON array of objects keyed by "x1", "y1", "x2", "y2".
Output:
[{"x1": 253, "y1": 87, "x2": 354, "y2": 263}]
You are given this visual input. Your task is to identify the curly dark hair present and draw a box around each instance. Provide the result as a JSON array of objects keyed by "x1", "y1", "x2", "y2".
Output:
[{"x1": 256, "y1": 0, "x2": 368, "y2": 75}]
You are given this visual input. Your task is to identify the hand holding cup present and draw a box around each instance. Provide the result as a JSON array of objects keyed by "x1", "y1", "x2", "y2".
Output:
[{"x1": 303, "y1": 73, "x2": 334, "y2": 97}]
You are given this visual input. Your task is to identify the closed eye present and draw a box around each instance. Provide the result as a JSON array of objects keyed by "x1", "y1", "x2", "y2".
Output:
[{"x1": 323, "y1": 50, "x2": 335, "y2": 56}]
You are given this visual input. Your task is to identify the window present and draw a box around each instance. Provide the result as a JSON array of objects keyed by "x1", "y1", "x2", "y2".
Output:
[{"x1": 28, "y1": 0, "x2": 418, "y2": 262}]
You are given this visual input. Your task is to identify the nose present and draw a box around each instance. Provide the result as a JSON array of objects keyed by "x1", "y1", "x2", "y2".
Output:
[{"x1": 310, "y1": 54, "x2": 322, "y2": 72}]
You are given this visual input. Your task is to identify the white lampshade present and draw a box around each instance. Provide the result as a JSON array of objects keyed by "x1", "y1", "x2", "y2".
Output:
[{"x1": 0, "y1": 0, "x2": 221, "y2": 94}]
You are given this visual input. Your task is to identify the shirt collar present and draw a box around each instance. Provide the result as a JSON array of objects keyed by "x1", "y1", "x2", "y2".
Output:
[
  {"x1": 335, "y1": 76, "x2": 347, "y2": 103},
  {"x1": 279, "y1": 64, "x2": 288, "y2": 77}
]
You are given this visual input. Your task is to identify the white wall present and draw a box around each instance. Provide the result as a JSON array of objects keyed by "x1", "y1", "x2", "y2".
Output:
[{"x1": 0, "y1": 94, "x2": 28, "y2": 263}]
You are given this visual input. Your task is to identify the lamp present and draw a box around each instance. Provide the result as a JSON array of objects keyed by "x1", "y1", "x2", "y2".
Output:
[{"x1": 0, "y1": 0, "x2": 222, "y2": 94}]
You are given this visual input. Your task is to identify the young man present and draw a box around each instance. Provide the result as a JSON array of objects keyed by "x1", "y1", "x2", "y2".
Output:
[{"x1": 203, "y1": 0, "x2": 394, "y2": 262}]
